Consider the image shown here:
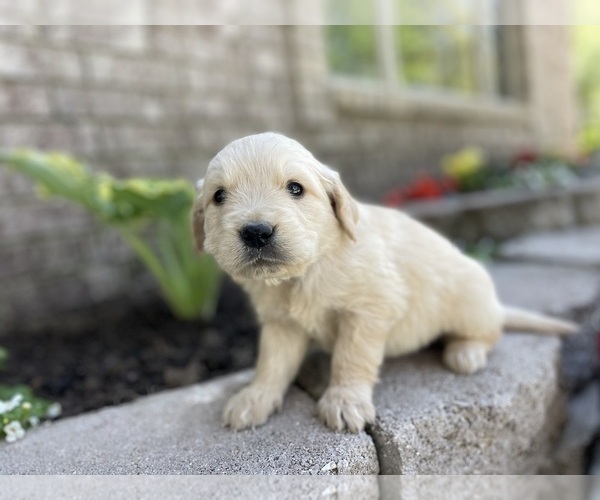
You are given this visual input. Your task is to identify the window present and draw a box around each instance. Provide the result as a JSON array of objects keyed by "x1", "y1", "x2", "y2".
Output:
[{"x1": 326, "y1": 0, "x2": 521, "y2": 101}]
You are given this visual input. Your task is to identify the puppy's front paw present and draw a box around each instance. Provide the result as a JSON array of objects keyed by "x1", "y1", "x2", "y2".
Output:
[
  {"x1": 317, "y1": 386, "x2": 375, "y2": 433},
  {"x1": 222, "y1": 385, "x2": 282, "y2": 431}
]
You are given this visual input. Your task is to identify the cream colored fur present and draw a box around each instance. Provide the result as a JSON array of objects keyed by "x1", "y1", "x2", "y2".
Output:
[{"x1": 192, "y1": 132, "x2": 577, "y2": 433}]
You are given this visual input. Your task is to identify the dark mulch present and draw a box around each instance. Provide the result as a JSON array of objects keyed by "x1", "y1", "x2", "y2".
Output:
[{"x1": 0, "y1": 279, "x2": 258, "y2": 418}]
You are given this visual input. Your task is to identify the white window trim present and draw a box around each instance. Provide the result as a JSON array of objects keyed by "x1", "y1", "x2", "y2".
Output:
[{"x1": 329, "y1": 76, "x2": 529, "y2": 123}]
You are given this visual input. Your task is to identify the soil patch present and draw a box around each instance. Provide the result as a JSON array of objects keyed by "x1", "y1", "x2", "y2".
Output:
[{"x1": 1, "y1": 279, "x2": 258, "y2": 418}]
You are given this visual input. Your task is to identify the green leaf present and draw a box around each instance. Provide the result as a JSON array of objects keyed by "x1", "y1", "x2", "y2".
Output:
[{"x1": 1, "y1": 149, "x2": 221, "y2": 321}]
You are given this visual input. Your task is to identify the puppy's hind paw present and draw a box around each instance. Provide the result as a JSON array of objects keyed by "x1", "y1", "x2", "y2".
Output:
[
  {"x1": 222, "y1": 385, "x2": 282, "y2": 431},
  {"x1": 317, "y1": 386, "x2": 375, "y2": 433},
  {"x1": 443, "y1": 340, "x2": 489, "y2": 375}
]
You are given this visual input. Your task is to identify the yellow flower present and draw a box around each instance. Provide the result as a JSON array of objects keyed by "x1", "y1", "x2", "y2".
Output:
[{"x1": 442, "y1": 147, "x2": 486, "y2": 179}]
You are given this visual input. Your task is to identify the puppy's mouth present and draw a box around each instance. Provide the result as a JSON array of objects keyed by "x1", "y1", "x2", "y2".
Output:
[
  {"x1": 237, "y1": 246, "x2": 292, "y2": 278},
  {"x1": 242, "y1": 247, "x2": 286, "y2": 268}
]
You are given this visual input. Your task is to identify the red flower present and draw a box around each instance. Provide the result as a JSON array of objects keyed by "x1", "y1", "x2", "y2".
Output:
[
  {"x1": 383, "y1": 174, "x2": 458, "y2": 207},
  {"x1": 405, "y1": 174, "x2": 445, "y2": 200},
  {"x1": 513, "y1": 149, "x2": 539, "y2": 166}
]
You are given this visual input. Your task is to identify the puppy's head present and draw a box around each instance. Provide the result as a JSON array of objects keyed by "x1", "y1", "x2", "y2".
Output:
[{"x1": 192, "y1": 133, "x2": 358, "y2": 282}]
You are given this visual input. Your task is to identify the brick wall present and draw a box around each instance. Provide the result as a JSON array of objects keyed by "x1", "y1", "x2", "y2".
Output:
[{"x1": 0, "y1": 2, "x2": 577, "y2": 329}]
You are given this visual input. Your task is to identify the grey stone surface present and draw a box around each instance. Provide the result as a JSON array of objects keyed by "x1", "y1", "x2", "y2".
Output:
[
  {"x1": 561, "y1": 322, "x2": 600, "y2": 394},
  {"x1": 572, "y1": 176, "x2": 600, "y2": 226},
  {"x1": 488, "y1": 262, "x2": 600, "y2": 317},
  {"x1": 0, "y1": 370, "x2": 378, "y2": 475},
  {"x1": 408, "y1": 185, "x2": 600, "y2": 244},
  {"x1": 0, "y1": 476, "x2": 379, "y2": 499},
  {"x1": 378, "y1": 476, "x2": 587, "y2": 500},
  {"x1": 549, "y1": 380, "x2": 600, "y2": 474},
  {"x1": 0, "y1": 476, "x2": 588, "y2": 500},
  {"x1": 591, "y1": 440, "x2": 600, "y2": 477},
  {"x1": 559, "y1": 381, "x2": 600, "y2": 451},
  {"x1": 476, "y1": 191, "x2": 575, "y2": 241},
  {"x1": 491, "y1": 242, "x2": 600, "y2": 394},
  {"x1": 591, "y1": 477, "x2": 600, "y2": 500},
  {"x1": 500, "y1": 226, "x2": 600, "y2": 268},
  {"x1": 370, "y1": 335, "x2": 564, "y2": 474}
]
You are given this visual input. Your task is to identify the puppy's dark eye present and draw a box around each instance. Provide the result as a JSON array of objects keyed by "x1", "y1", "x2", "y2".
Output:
[
  {"x1": 213, "y1": 189, "x2": 226, "y2": 204},
  {"x1": 287, "y1": 182, "x2": 304, "y2": 197}
]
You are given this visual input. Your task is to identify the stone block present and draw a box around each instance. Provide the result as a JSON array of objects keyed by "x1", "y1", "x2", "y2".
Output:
[
  {"x1": 379, "y1": 476, "x2": 587, "y2": 499},
  {"x1": 4, "y1": 278, "x2": 53, "y2": 323},
  {"x1": 87, "y1": 91, "x2": 177, "y2": 125},
  {"x1": 490, "y1": 261, "x2": 600, "y2": 393},
  {"x1": 0, "y1": 476, "x2": 379, "y2": 499},
  {"x1": 298, "y1": 334, "x2": 570, "y2": 474},
  {"x1": 0, "y1": 238, "x2": 82, "y2": 279},
  {"x1": 500, "y1": 226, "x2": 600, "y2": 268},
  {"x1": 0, "y1": 201, "x2": 93, "y2": 239},
  {"x1": 0, "y1": 122, "x2": 95, "y2": 153},
  {"x1": 0, "y1": 26, "x2": 39, "y2": 39},
  {"x1": 41, "y1": 0, "x2": 145, "y2": 25},
  {"x1": 0, "y1": 371, "x2": 379, "y2": 474},
  {"x1": 559, "y1": 381, "x2": 600, "y2": 453},
  {"x1": 66, "y1": 26, "x2": 146, "y2": 53},
  {"x1": 561, "y1": 306, "x2": 600, "y2": 392},
  {"x1": 473, "y1": 192, "x2": 575, "y2": 241},
  {"x1": 0, "y1": 42, "x2": 41, "y2": 78},
  {"x1": 50, "y1": 87, "x2": 90, "y2": 116},
  {"x1": 86, "y1": 231, "x2": 132, "y2": 264},
  {"x1": 83, "y1": 264, "x2": 133, "y2": 303},
  {"x1": 85, "y1": 54, "x2": 176, "y2": 92},
  {"x1": 0, "y1": 169, "x2": 36, "y2": 197},
  {"x1": 0, "y1": 81, "x2": 50, "y2": 115},
  {"x1": 488, "y1": 262, "x2": 600, "y2": 317},
  {"x1": 370, "y1": 335, "x2": 565, "y2": 474},
  {"x1": 147, "y1": 26, "x2": 187, "y2": 57},
  {"x1": 572, "y1": 178, "x2": 600, "y2": 225},
  {"x1": 101, "y1": 125, "x2": 182, "y2": 157}
]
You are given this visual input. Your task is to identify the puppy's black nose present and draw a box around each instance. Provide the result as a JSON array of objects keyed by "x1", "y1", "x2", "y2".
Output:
[{"x1": 240, "y1": 222, "x2": 274, "y2": 249}]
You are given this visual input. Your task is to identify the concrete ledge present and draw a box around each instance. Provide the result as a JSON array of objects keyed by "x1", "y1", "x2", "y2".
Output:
[
  {"x1": 297, "y1": 336, "x2": 565, "y2": 474},
  {"x1": 489, "y1": 262, "x2": 600, "y2": 316},
  {"x1": 499, "y1": 226, "x2": 600, "y2": 268},
  {"x1": 0, "y1": 476, "x2": 588, "y2": 499},
  {"x1": 1, "y1": 338, "x2": 568, "y2": 475},
  {"x1": 0, "y1": 371, "x2": 378, "y2": 475},
  {"x1": 370, "y1": 335, "x2": 563, "y2": 474},
  {"x1": 0, "y1": 476, "x2": 380, "y2": 499},
  {"x1": 405, "y1": 179, "x2": 600, "y2": 243},
  {"x1": 495, "y1": 231, "x2": 600, "y2": 394}
]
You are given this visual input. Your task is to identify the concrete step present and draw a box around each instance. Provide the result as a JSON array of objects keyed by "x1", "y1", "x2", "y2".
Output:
[
  {"x1": 489, "y1": 262, "x2": 600, "y2": 317},
  {"x1": 0, "y1": 370, "x2": 378, "y2": 474},
  {"x1": 499, "y1": 226, "x2": 600, "y2": 268},
  {"x1": 370, "y1": 335, "x2": 563, "y2": 474},
  {"x1": 297, "y1": 335, "x2": 565, "y2": 474}
]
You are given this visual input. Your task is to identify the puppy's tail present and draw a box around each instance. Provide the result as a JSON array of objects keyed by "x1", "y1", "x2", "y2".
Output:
[{"x1": 502, "y1": 305, "x2": 578, "y2": 335}]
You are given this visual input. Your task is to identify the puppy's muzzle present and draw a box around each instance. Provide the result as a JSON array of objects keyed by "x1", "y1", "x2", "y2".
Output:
[{"x1": 240, "y1": 222, "x2": 274, "y2": 249}]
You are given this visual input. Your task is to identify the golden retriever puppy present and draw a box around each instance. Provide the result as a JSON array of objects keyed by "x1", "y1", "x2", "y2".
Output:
[{"x1": 192, "y1": 132, "x2": 576, "y2": 433}]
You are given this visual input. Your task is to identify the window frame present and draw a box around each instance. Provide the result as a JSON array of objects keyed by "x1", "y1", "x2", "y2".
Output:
[{"x1": 325, "y1": 0, "x2": 529, "y2": 121}]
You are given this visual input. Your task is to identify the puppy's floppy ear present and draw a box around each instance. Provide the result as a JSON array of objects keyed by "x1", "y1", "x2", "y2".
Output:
[
  {"x1": 191, "y1": 178, "x2": 206, "y2": 253},
  {"x1": 321, "y1": 167, "x2": 359, "y2": 241}
]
